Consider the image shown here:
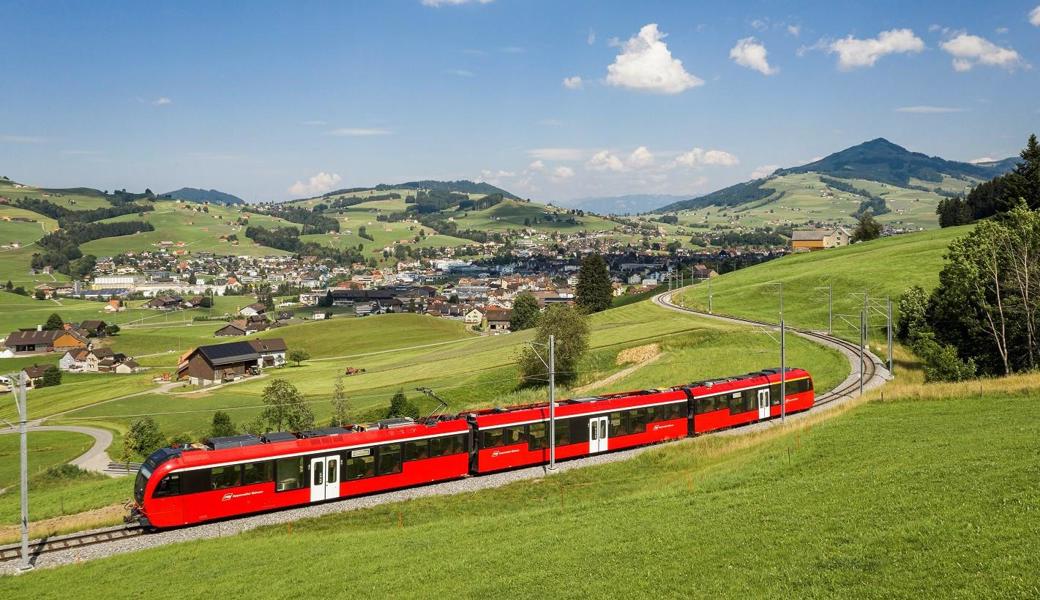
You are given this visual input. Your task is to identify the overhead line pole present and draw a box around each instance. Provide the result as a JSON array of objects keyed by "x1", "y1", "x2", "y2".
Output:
[
  {"x1": 9, "y1": 372, "x2": 31, "y2": 572},
  {"x1": 548, "y1": 334, "x2": 556, "y2": 470},
  {"x1": 887, "y1": 297, "x2": 894, "y2": 375}
]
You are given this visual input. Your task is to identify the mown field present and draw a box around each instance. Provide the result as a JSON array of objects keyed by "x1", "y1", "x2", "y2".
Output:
[
  {"x1": 676, "y1": 225, "x2": 970, "y2": 345},
  {"x1": 0, "y1": 431, "x2": 93, "y2": 490},
  {"x1": 6, "y1": 381, "x2": 1038, "y2": 596}
]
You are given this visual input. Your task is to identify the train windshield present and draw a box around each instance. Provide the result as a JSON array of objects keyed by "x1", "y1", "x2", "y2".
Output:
[
  {"x1": 134, "y1": 448, "x2": 182, "y2": 503},
  {"x1": 133, "y1": 466, "x2": 152, "y2": 504}
]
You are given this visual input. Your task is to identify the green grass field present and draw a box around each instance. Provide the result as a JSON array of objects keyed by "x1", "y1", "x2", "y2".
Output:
[
  {"x1": 0, "y1": 431, "x2": 93, "y2": 490},
  {"x1": 676, "y1": 225, "x2": 970, "y2": 344},
  {"x1": 7, "y1": 388, "x2": 1037, "y2": 596},
  {"x1": 0, "y1": 180, "x2": 114, "y2": 210},
  {"x1": 453, "y1": 199, "x2": 617, "y2": 233}
]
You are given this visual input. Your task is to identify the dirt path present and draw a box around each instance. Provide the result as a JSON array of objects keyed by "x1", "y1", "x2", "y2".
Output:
[{"x1": 574, "y1": 344, "x2": 663, "y2": 394}]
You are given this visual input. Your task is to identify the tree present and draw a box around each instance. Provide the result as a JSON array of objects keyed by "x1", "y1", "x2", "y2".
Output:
[
  {"x1": 896, "y1": 286, "x2": 928, "y2": 342},
  {"x1": 517, "y1": 304, "x2": 590, "y2": 386},
  {"x1": 123, "y1": 417, "x2": 165, "y2": 460},
  {"x1": 851, "y1": 212, "x2": 882, "y2": 242},
  {"x1": 910, "y1": 332, "x2": 977, "y2": 383},
  {"x1": 330, "y1": 376, "x2": 351, "y2": 427},
  {"x1": 510, "y1": 292, "x2": 540, "y2": 331},
  {"x1": 287, "y1": 349, "x2": 310, "y2": 367},
  {"x1": 34, "y1": 289, "x2": 46, "y2": 300},
  {"x1": 576, "y1": 254, "x2": 613, "y2": 313},
  {"x1": 105, "y1": 323, "x2": 121, "y2": 336},
  {"x1": 258, "y1": 379, "x2": 314, "y2": 432},
  {"x1": 39, "y1": 366, "x2": 62, "y2": 388},
  {"x1": 44, "y1": 312, "x2": 64, "y2": 330},
  {"x1": 209, "y1": 411, "x2": 237, "y2": 438},
  {"x1": 386, "y1": 389, "x2": 420, "y2": 420}
]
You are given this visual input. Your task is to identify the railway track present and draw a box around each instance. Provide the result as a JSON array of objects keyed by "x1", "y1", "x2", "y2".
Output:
[{"x1": 0, "y1": 524, "x2": 144, "y2": 564}]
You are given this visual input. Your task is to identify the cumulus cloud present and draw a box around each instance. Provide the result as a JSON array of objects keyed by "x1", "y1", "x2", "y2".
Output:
[
  {"x1": 288, "y1": 172, "x2": 342, "y2": 197},
  {"x1": 675, "y1": 147, "x2": 740, "y2": 167},
  {"x1": 787, "y1": 24, "x2": 801, "y2": 37},
  {"x1": 528, "y1": 159, "x2": 545, "y2": 171},
  {"x1": 528, "y1": 148, "x2": 584, "y2": 161},
  {"x1": 969, "y1": 156, "x2": 998, "y2": 164},
  {"x1": 750, "y1": 164, "x2": 780, "y2": 179},
  {"x1": 421, "y1": 0, "x2": 492, "y2": 6},
  {"x1": 1031, "y1": 6, "x2": 1040, "y2": 26},
  {"x1": 827, "y1": 28, "x2": 924, "y2": 69},
  {"x1": 152, "y1": 97, "x2": 172, "y2": 106},
  {"x1": 606, "y1": 24, "x2": 703, "y2": 94},
  {"x1": 326, "y1": 128, "x2": 392, "y2": 136},
  {"x1": 627, "y1": 146, "x2": 655, "y2": 169},
  {"x1": 586, "y1": 150, "x2": 625, "y2": 172},
  {"x1": 562, "y1": 76, "x2": 583, "y2": 90},
  {"x1": 551, "y1": 166, "x2": 575, "y2": 181},
  {"x1": 729, "y1": 37, "x2": 778, "y2": 75},
  {"x1": 895, "y1": 105, "x2": 966, "y2": 113},
  {"x1": 940, "y1": 33, "x2": 1024, "y2": 71}
]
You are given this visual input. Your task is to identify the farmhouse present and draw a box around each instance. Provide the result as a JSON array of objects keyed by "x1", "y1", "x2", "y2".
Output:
[
  {"x1": 3, "y1": 327, "x2": 88, "y2": 355},
  {"x1": 20, "y1": 364, "x2": 50, "y2": 388},
  {"x1": 484, "y1": 308, "x2": 512, "y2": 332},
  {"x1": 177, "y1": 338, "x2": 287, "y2": 386},
  {"x1": 791, "y1": 228, "x2": 850, "y2": 251},
  {"x1": 214, "y1": 319, "x2": 269, "y2": 337},
  {"x1": 239, "y1": 302, "x2": 267, "y2": 317}
]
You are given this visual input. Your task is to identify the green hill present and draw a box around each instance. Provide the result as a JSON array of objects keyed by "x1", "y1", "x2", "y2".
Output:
[{"x1": 160, "y1": 187, "x2": 245, "y2": 205}]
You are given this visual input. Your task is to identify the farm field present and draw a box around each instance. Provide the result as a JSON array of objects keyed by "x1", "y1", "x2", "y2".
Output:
[
  {"x1": 0, "y1": 430, "x2": 93, "y2": 490},
  {"x1": 675, "y1": 225, "x2": 971, "y2": 344},
  {"x1": 302, "y1": 199, "x2": 473, "y2": 255},
  {"x1": 0, "y1": 180, "x2": 114, "y2": 210},
  {"x1": 7, "y1": 383, "x2": 1038, "y2": 596}
]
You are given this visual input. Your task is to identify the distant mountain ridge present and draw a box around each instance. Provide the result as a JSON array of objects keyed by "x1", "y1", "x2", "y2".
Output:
[
  {"x1": 556, "y1": 194, "x2": 690, "y2": 215},
  {"x1": 162, "y1": 187, "x2": 245, "y2": 205},
  {"x1": 321, "y1": 180, "x2": 519, "y2": 200},
  {"x1": 657, "y1": 138, "x2": 1018, "y2": 213}
]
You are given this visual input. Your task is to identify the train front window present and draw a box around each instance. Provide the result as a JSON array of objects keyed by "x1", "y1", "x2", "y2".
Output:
[{"x1": 133, "y1": 466, "x2": 151, "y2": 504}]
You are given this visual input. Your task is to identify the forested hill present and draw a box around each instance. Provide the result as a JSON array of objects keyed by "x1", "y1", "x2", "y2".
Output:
[
  {"x1": 322, "y1": 180, "x2": 519, "y2": 200},
  {"x1": 161, "y1": 187, "x2": 245, "y2": 205},
  {"x1": 656, "y1": 138, "x2": 1017, "y2": 213}
]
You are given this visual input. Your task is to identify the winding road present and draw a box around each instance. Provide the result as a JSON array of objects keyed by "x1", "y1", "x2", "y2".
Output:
[{"x1": 0, "y1": 424, "x2": 114, "y2": 474}]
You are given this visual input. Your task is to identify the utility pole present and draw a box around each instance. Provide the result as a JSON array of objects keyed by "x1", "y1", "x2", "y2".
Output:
[
  {"x1": 548, "y1": 334, "x2": 556, "y2": 470},
  {"x1": 707, "y1": 276, "x2": 713, "y2": 314},
  {"x1": 887, "y1": 297, "x2": 894, "y2": 374},
  {"x1": 859, "y1": 309, "x2": 866, "y2": 396},
  {"x1": 779, "y1": 282, "x2": 785, "y2": 423},
  {"x1": 11, "y1": 372, "x2": 31, "y2": 572}
]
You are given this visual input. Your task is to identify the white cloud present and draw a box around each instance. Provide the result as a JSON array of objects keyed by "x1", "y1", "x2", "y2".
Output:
[
  {"x1": 562, "y1": 76, "x2": 584, "y2": 90},
  {"x1": 787, "y1": 24, "x2": 801, "y2": 37},
  {"x1": 940, "y1": 33, "x2": 1024, "y2": 71},
  {"x1": 152, "y1": 97, "x2": 172, "y2": 106},
  {"x1": 969, "y1": 156, "x2": 997, "y2": 164},
  {"x1": 827, "y1": 28, "x2": 924, "y2": 70},
  {"x1": 551, "y1": 166, "x2": 575, "y2": 181},
  {"x1": 627, "y1": 146, "x2": 655, "y2": 169},
  {"x1": 751, "y1": 165, "x2": 780, "y2": 179},
  {"x1": 326, "y1": 127, "x2": 392, "y2": 136},
  {"x1": 729, "y1": 37, "x2": 778, "y2": 75},
  {"x1": 586, "y1": 150, "x2": 625, "y2": 172},
  {"x1": 421, "y1": 0, "x2": 492, "y2": 6},
  {"x1": 895, "y1": 105, "x2": 966, "y2": 113},
  {"x1": 0, "y1": 134, "x2": 47, "y2": 144},
  {"x1": 528, "y1": 148, "x2": 584, "y2": 161},
  {"x1": 751, "y1": 19, "x2": 768, "y2": 32},
  {"x1": 606, "y1": 24, "x2": 703, "y2": 94},
  {"x1": 480, "y1": 169, "x2": 516, "y2": 179},
  {"x1": 528, "y1": 160, "x2": 545, "y2": 171},
  {"x1": 675, "y1": 147, "x2": 740, "y2": 167},
  {"x1": 1031, "y1": 6, "x2": 1040, "y2": 26},
  {"x1": 587, "y1": 29, "x2": 596, "y2": 45},
  {"x1": 288, "y1": 172, "x2": 342, "y2": 197},
  {"x1": 446, "y1": 69, "x2": 475, "y2": 77},
  {"x1": 996, "y1": 27, "x2": 1009, "y2": 34}
]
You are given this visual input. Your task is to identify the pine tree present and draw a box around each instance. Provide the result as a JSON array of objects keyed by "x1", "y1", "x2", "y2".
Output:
[
  {"x1": 386, "y1": 389, "x2": 420, "y2": 419},
  {"x1": 44, "y1": 312, "x2": 64, "y2": 330},
  {"x1": 210, "y1": 411, "x2": 237, "y2": 438},
  {"x1": 576, "y1": 254, "x2": 613, "y2": 313}
]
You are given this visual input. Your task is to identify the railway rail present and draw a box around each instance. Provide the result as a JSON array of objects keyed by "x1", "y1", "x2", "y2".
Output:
[{"x1": 2, "y1": 292, "x2": 886, "y2": 568}]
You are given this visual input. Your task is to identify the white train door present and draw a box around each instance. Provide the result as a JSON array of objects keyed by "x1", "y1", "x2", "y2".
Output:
[
  {"x1": 588, "y1": 416, "x2": 609, "y2": 453},
  {"x1": 309, "y1": 456, "x2": 340, "y2": 502},
  {"x1": 757, "y1": 389, "x2": 770, "y2": 420}
]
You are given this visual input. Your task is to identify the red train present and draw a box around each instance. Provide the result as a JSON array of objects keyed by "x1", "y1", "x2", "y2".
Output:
[{"x1": 132, "y1": 367, "x2": 813, "y2": 528}]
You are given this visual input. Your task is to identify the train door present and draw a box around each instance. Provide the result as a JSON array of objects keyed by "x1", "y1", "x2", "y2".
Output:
[
  {"x1": 309, "y1": 456, "x2": 340, "y2": 502},
  {"x1": 588, "y1": 416, "x2": 609, "y2": 453},
  {"x1": 757, "y1": 388, "x2": 770, "y2": 420}
]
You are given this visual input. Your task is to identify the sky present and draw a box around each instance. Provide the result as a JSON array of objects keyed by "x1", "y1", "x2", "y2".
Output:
[{"x1": 1, "y1": 0, "x2": 1039, "y2": 205}]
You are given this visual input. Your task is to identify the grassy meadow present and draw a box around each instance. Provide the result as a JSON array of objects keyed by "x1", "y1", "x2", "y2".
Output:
[{"x1": 6, "y1": 380, "x2": 1038, "y2": 596}]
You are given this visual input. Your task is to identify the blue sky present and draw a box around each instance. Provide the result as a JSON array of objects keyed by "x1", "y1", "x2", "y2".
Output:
[{"x1": 1, "y1": 0, "x2": 1039, "y2": 204}]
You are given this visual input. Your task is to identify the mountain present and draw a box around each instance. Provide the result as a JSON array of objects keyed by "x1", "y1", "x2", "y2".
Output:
[
  {"x1": 556, "y1": 194, "x2": 689, "y2": 215},
  {"x1": 161, "y1": 187, "x2": 245, "y2": 205},
  {"x1": 322, "y1": 180, "x2": 519, "y2": 200},
  {"x1": 657, "y1": 138, "x2": 1018, "y2": 213}
]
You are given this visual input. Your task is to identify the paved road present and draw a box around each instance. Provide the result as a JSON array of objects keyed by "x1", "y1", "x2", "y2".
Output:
[{"x1": 0, "y1": 424, "x2": 116, "y2": 475}]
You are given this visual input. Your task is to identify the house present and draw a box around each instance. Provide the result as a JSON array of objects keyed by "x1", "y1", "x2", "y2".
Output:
[
  {"x1": 84, "y1": 348, "x2": 116, "y2": 372},
  {"x1": 691, "y1": 264, "x2": 718, "y2": 280},
  {"x1": 59, "y1": 348, "x2": 90, "y2": 372},
  {"x1": 103, "y1": 299, "x2": 126, "y2": 313},
  {"x1": 484, "y1": 308, "x2": 513, "y2": 332},
  {"x1": 145, "y1": 295, "x2": 183, "y2": 310},
  {"x1": 20, "y1": 364, "x2": 50, "y2": 388},
  {"x1": 79, "y1": 320, "x2": 108, "y2": 337},
  {"x1": 248, "y1": 338, "x2": 287, "y2": 368},
  {"x1": 176, "y1": 338, "x2": 287, "y2": 386},
  {"x1": 114, "y1": 359, "x2": 140, "y2": 374},
  {"x1": 239, "y1": 302, "x2": 267, "y2": 317},
  {"x1": 791, "y1": 228, "x2": 851, "y2": 251},
  {"x1": 3, "y1": 327, "x2": 88, "y2": 355},
  {"x1": 464, "y1": 308, "x2": 484, "y2": 325},
  {"x1": 214, "y1": 319, "x2": 269, "y2": 337}
]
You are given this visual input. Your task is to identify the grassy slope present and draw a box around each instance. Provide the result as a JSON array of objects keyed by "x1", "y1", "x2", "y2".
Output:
[
  {"x1": 7, "y1": 390, "x2": 1038, "y2": 597},
  {"x1": 0, "y1": 431, "x2": 93, "y2": 489},
  {"x1": 676, "y1": 225, "x2": 970, "y2": 343},
  {"x1": 453, "y1": 199, "x2": 616, "y2": 233}
]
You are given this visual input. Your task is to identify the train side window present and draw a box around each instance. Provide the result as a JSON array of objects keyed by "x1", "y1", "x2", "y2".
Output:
[
  {"x1": 406, "y1": 439, "x2": 430, "y2": 461},
  {"x1": 153, "y1": 473, "x2": 180, "y2": 498},
  {"x1": 179, "y1": 469, "x2": 210, "y2": 494},
  {"x1": 210, "y1": 465, "x2": 241, "y2": 490},
  {"x1": 610, "y1": 412, "x2": 624, "y2": 436},
  {"x1": 344, "y1": 449, "x2": 375, "y2": 480},
  {"x1": 528, "y1": 422, "x2": 547, "y2": 450},
  {"x1": 554, "y1": 418, "x2": 572, "y2": 446},
  {"x1": 377, "y1": 444, "x2": 403, "y2": 476},
  {"x1": 503, "y1": 426, "x2": 525, "y2": 446},
  {"x1": 742, "y1": 389, "x2": 758, "y2": 413},
  {"x1": 242, "y1": 461, "x2": 273, "y2": 485},
  {"x1": 275, "y1": 457, "x2": 306, "y2": 491},
  {"x1": 483, "y1": 428, "x2": 504, "y2": 448},
  {"x1": 770, "y1": 384, "x2": 782, "y2": 405}
]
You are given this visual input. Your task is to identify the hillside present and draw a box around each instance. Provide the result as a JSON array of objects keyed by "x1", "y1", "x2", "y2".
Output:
[
  {"x1": 321, "y1": 179, "x2": 518, "y2": 201},
  {"x1": 656, "y1": 139, "x2": 1017, "y2": 229},
  {"x1": 556, "y1": 193, "x2": 689, "y2": 215},
  {"x1": 9, "y1": 387, "x2": 1038, "y2": 596},
  {"x1": 160, "y1": 187, "x2": 245, "y2": 205}
]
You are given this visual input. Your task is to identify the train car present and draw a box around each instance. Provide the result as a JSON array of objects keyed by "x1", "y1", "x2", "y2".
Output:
[
  {"x1": 687, "y1": 368, "x2": 814, "y2": 434},
  {"x1": 469, "y1": 388, "x2": 690, "y2": 474},
  {"x1": 133, "y1": 418, "x2": 470, "y2": 528}
]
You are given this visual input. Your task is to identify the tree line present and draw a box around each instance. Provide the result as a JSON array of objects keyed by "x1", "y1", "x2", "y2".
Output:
[
  {"x1": 16, "y1": 196, "x2": 155, "y2": 227},
  {"x1": 936, "y1": 134, "x2": 1039, "y2": 227},
  {"x1": 33, "y1": 220, "x2": 153, "y2": 275}
]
